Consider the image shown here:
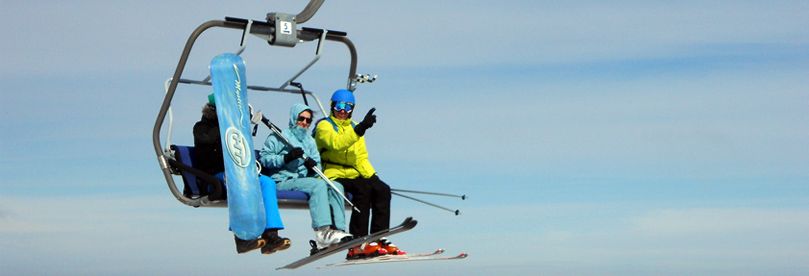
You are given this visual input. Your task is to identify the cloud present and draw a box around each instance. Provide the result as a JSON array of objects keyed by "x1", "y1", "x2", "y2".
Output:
[
  {"x1": 4, "y1": 1, "x2": 809, "y2": 77},
  {"x1": 436, "y1": 202, "x2": 809, "y2": 273},
  {"x1": 3, "y1": 194, "x2": 809, "y2": 274},
  {"x1": 0, "y1": 205, "x2": 49, "y2": 233},
  {"x1": 0, "y1": 195, "x2": 167, "y2": 234},
  {"x1": 632, "y1": 207, "x2": 809, "y2": 237}
]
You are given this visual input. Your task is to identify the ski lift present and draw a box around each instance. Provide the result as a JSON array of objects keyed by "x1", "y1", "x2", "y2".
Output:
[
  {"x1": 152, "y1": 0, "x2": 377, "y2": 208},
  {"x1": 153, "y1": 0, "x2": 464, "y2": 215}
]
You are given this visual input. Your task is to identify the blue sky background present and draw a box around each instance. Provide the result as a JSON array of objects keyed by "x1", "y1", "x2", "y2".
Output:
[{"x1": 2, "y1": 1, "x2": 808, "y2": 275}]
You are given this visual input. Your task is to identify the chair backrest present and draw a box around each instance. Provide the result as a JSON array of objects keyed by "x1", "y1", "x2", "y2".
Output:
[
  {"x1": 169, "y1": 144, "x2": 328, "y2": 209},
  {"x1": 170, "y1": 145, "x2": 202, "y2": 197}
]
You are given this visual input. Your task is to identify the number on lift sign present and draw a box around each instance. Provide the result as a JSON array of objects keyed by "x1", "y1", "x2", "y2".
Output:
[{"x1": 280, "y1": 21, "x2": 293, "y2": 35}]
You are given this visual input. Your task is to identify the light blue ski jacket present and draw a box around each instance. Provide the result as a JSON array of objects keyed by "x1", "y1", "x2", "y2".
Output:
[{"x1": 258, "y1": 103, "x2": 321, "y2": 183}]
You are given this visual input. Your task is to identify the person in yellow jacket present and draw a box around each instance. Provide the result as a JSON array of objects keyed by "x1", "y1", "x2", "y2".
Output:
[{"x1": 314, "y1": 89, "x2": 405, "y2": 259}]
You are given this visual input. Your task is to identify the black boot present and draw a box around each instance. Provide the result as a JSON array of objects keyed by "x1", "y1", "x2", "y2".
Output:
[
  {"x1": 261, "y1": 229, "x2": 292, "y2": 255},
  {"x1": 234, "y1": 235, "x2": 266, "y2": 254}
]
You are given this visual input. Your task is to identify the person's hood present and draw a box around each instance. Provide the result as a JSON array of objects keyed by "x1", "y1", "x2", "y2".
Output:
[
  {"x1": 201, "y1": 103, "x2": 217, "y2": 122},
  {"x1": 288, "y1": 103, "x2": 313, "y2": 138}
]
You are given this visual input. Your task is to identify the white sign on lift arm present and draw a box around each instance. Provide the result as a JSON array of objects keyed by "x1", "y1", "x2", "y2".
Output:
[{"x1": 280, "y1": 21, "x2": 293, "y2": 35}]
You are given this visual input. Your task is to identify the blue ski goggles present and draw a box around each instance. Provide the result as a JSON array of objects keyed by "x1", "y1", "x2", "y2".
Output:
[{"x1": 333, "y1": 101, "x2": 354, "y2": 112}]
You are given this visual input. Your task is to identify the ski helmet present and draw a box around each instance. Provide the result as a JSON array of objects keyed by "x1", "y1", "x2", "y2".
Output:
[{"x1": 330, "y1": 89, "x2": 355, "y2": 104}]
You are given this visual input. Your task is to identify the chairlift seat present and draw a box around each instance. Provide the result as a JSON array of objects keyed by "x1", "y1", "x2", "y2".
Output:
[{"x1": 170, "y1": 145, "x2": 315, "y2": 209}]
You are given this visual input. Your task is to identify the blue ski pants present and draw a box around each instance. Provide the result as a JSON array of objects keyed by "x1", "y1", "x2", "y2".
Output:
[
  {"x1": 277, "y1": 177, "x2": 346, "y2": 231},
  {"x1": 216, "y1": 172, "x2": 285, "y2": 231}
]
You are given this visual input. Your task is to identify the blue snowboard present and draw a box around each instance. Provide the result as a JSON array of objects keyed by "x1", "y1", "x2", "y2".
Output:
[{"x1": 210, "y1": 53, "x2": 265, "y2": 240}]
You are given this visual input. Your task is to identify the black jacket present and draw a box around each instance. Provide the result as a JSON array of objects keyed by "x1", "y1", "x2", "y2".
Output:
[{"x1": 193, "y1": 115, "x2": 224, "y2": 175}]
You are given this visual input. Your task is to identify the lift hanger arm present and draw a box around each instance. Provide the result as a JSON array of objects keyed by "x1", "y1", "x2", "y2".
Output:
[{"x1": 295, "y1": 0, "x2": 325, "y2": 24}]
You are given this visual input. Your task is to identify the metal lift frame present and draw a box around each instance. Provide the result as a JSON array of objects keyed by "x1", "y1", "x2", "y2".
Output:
[{"x1": 152, "y1": 0, "x2": 366, "y2": 208}]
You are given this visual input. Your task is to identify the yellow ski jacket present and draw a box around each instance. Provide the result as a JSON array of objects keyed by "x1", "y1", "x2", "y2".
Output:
[{"x1": 314, "y1": 115, "x2": 376, "y2": 179}]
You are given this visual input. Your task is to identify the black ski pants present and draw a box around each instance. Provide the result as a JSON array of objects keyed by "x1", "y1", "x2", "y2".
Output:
[{"x1": 336, "y1": 175, "x2": 391, "y2": 237}]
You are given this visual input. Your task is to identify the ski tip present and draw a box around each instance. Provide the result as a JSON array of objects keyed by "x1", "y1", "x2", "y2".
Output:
[{"x1": 400, "y1": 217, "x2": 418, "y2": 229}]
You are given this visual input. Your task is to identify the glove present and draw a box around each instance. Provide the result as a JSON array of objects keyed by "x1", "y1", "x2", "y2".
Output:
[
  {"x1": 283, "y1": 147, "x2": 304, "y2": 163},
  {"x1": 354, "y1": 107, "x2": 377, "y2": 137},
  {"x1": 303, "y1": 157, "x2": 317, "y2": 169},
  {"x1": 361, "y1": 107, "x2": 377, "y2": 127},
  {"x1": 303, "y1": 157, "x2": 317, "y2": 175}
]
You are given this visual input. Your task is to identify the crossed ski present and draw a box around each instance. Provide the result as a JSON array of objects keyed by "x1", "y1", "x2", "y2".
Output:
[
  {"x1": 276, "y1": 217, "x2": 418, "y2": 269},
  {"x1": 321, "y1": 248, "x2": 468, "y2": 268}
]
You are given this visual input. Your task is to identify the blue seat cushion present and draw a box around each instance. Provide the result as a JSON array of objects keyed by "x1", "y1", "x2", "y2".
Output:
[{"x1": 170, "y1": 145, "x2": 312, "y2": 205}]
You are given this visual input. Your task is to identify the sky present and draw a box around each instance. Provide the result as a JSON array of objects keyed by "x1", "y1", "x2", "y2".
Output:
[{"x1": 2, "y1": 0, "x2": 809, "y2": 275}]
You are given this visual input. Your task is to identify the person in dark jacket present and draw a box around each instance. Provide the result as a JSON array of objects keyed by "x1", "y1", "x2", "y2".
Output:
[{"x1": 193, "y1": 96, "x2": 290, "y2": 255}]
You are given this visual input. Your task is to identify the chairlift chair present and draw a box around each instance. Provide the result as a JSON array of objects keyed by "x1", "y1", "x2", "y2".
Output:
[{"x1": 152, "y1": 0, "x2": 375, "y2": 209}]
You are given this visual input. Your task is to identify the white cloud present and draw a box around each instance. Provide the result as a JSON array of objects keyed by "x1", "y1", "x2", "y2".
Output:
[
  {"x1": 436, "y1": 202, "x2": 809, "y2": 273},
  {"x1": 633, "y1": 207, "x2": 809, "y2": 237},
  {"x1": 3, "y1": 1, "x2": 809, "y2": 77},
  {"x1": 3, "y1": 195, "x2": 809, "y2": 274}
]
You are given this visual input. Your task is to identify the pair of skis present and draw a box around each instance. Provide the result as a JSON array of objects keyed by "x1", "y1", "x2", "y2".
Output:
[
  {"x1": 277, "y1": 217, "x2": 467, "y2": 269},
  {"x1": 277, "y1": 217, "x2": 417, "y2": 269},
  {"x1": 321, "y1": 249, "x2": 468, "y2": 268}
]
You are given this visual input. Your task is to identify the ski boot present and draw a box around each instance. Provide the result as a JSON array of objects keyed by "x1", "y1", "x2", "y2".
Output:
[
  {"x1": 261, "y1": 230, "x2": 291, "y2": 255},
  {"x1": 308, "y1": 227, "x2": 353, "y2": 255},
  {"x1": 378, "y1": 237, "x2": 406, "y2": 256},
  {"x1": 346, "y1": 241, "x2": 388, "y2": 260},
  {"x1": 314, "y1": 227, "x2": 353, "y2": 249},
  {"x1": 234, "y1": 235, "x2": 266, "y2": 254}
]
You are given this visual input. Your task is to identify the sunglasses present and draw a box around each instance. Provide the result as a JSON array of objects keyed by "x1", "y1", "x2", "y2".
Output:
[
  {"x1": 297, "y1": 116, "x2": 313, "y2": 123},
  {"x1": 333, "y1": 102, "x2": 354, "y2": 112}
]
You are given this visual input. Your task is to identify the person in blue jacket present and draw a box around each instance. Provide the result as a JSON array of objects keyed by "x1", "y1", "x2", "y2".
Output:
[
  {"x1": 259, "y1": 103, "x2": 352, "y2": 249},
  {"x1": 192, "y1": 95, "x2": 291, "y2": 254}
]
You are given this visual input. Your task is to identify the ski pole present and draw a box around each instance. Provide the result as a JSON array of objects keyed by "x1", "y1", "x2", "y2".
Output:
[
  {"x1": 260, "y1": 116, "x2": 359, "y2": 213},
  {"x1": 391, "y1": 191, "x2": 460, "y2": 216},
  {"x1": 390, "y1": 188, "x2": 466, "y2": 200}
]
